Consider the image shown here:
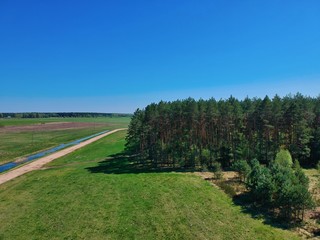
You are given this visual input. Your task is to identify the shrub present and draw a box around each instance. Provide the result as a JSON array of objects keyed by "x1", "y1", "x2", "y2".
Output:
[
  {"x1": 275, "y1": 149, "x2": 293, "y2": 168},
  {"x1": 231, "y1": 160, "x2": 251, "y2": 182},
  {"x1": 247, "y1": 164, "x2": 275, "y2": 205},
  {"x1": 211, "y1": 161, "x2": 223, "y2": 179},
  {"x1": 249, "y1": 160, "x2": 315, "y2": 222},
  {"x1": 201, "y1": 164, "x2": 209, "y2": 172},
  {"x1": 292, "y1": 159, "x2": 301, "y2": 170}
]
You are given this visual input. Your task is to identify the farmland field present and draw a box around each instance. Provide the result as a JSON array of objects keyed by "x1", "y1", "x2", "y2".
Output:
[
  {"x1": 0, "y1": 130, "x2": 300, "y2": 239},
  {"x1": 0, "y1": 117, "x2": 130, "y2": 164},
  {"x1": 0, "y1": 117, "x2": 131, "y2": 127}
]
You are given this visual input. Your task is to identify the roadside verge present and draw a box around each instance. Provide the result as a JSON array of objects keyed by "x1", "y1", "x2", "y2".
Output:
[{"x1": 0, "y1": 128, "x2": 127, "y2": 185}]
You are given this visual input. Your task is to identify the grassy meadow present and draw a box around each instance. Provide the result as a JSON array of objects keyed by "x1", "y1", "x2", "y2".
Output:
[
  {"x1": 0, "y1": 130, "x2": 300, "y2": 239},
  {"x1": 0, "y1": 117, "x2": 131, "y2": 127},
  {"x1": 0, "y1": 117, "x2": 130, "y2": 164}
]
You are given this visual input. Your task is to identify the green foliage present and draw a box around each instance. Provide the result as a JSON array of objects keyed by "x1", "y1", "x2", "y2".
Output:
[
  {"x1": 231, "y1": 160, "x2": 251, "y2": 182},
  {"x1": 0, "y1": 132, "x2": 299, "y2": 239},
  {"x1": 211, "y1": 161, "x2": 223, "y2": 179},
  {"x1": 294, "y1": 167, "x2": 309, "y2": 187},
  {"x1": 126, "y1": 94, "x2": 320, "y2": 171},
  {"x1": 292, "y1": 159, "x2": 301, "y2": 170},
  {"x1": 247, "y1": 160, "x2": 314, "y2": 222},
  {"x1": 277, "y1": 182, "x2": 314, "y2": 221},
  {"x1": 125, "y1": 109, "x2": 145, "y2": 155},
  {"x1": 275, "y1": 149, "x2": 293, "y2": 168},
  {"x1": 201, "y1": 148, "x2": 211, "y2": 167},
  {"x1": 247, "y1": 164, "x2": 275, "y2": 205}
]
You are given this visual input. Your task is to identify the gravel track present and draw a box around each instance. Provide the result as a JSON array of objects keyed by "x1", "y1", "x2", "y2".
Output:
[{"x1": 0, "y1": 128, "x2": 127, "y2": 185}]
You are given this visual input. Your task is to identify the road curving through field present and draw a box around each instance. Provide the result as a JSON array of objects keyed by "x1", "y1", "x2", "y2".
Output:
[{"x1": 0, "y1": 128, "x2": 127, "y2": 185}]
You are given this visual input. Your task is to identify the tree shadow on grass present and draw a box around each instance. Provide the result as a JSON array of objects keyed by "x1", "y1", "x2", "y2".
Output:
[
  {"x1": 88, "y1": 155, "x2": 315, "y2": 234},
  {"x1": 86, "y1": 153, "x2": 191, "y2": 175},
  {"x1": 232, "y1": 193, "x2": 301, "y2": 230}
]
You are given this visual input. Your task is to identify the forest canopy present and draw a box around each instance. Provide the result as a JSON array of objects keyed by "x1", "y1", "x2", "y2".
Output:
[{"x1": 126, "y1": 93, "x2": 320, "y2": 168}]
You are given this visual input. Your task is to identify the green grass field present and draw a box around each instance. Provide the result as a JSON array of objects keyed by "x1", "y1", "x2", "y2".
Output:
[
  {"x1": 0, "y1": 130, "x2": 300, "y2": 239},
  {"x1": 0, "y1": 117, "x2": 130, "y2": 164},
  {"x1": 0, "y1": 117, "x2": 131, "y2": 127}
]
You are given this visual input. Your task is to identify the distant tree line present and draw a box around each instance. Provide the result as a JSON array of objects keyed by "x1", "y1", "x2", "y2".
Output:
[
  {"x1": 126, "y1": 93, "x2": 320, "y2": 168},
  {"x1": 0, "y1": 112, "x2": 132, "y2": 118}
]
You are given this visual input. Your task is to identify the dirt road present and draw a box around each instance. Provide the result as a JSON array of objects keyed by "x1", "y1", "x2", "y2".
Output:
[{"x1": 0, "y1": 128, "x2": 127, "y2": 185}]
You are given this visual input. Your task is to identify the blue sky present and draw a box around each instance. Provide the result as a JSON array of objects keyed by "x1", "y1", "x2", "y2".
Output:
[{"x1": 1, "y1": 0, "x2": 320, "y2": 113}]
